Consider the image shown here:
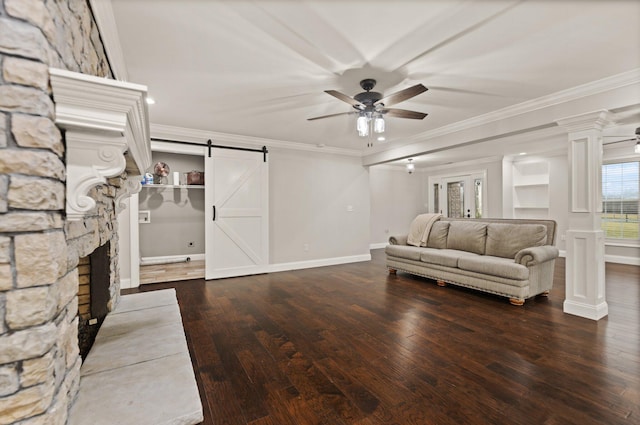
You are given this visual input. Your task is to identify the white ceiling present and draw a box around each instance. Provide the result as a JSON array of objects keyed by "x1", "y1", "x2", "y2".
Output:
[{"x1": 109, "y1": 0, "x2": 640, "y2": 163}]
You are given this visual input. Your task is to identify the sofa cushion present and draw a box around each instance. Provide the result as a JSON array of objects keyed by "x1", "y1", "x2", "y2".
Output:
[
  {"x1": 420, "y1": 248, "x2": 478, "y2": 268},
  {"x1": 385, "y1": 244, "x2": 422, "y2": 261},
  {"x1": 407, "y1": 213, "x2": 441, "y2": 247},
  {"x1": 426, "y1": 221, "x2": 450, "y2": 249},
  {"x1": 446, "y1": 221, "x2": 488, "y2": 255},
  {"x1": 458, "y1": 256, "x2": 529, "y2": 281},
  {"x1": 485, "y1": 223, "x2": 547, "y2": 258}
]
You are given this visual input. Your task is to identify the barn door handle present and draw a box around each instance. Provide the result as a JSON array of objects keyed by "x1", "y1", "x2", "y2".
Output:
[{"x1": 212, "y1": 205, "x2": 216, "y2": 221}]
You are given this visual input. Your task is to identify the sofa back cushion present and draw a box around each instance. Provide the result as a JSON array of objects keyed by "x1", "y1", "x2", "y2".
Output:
[
  {"x1": 426, "y1": 221, "x2": 450, "y2": 249},
  {"x1": 485, "y1": 223, "x2": 547, "y2": 258},
  {"x1": 446, "y1": 221, "x2": 487, "y2": 255}
]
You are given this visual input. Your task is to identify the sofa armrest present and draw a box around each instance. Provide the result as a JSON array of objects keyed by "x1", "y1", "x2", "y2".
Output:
[
  {"x1": 389, "y1": 235, "x2": 408, "y2": 245},
  {"x1": 515, "y1": 245, "x2": 559, "y2": 266}
]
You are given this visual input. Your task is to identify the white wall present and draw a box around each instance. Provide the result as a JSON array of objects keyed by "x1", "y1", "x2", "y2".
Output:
[
  {"x1": 369, "y1": 165, "x2": 424, "y2": 245},
  {"x1": 547, "y1": 154, "x2": 569, "y2": 252},
  {"x1": 269, "y1": 148, "x2": 371, "y2": 264},
  {"x1": 117, "y1": 197, "x2": 131, "y2": 285}
]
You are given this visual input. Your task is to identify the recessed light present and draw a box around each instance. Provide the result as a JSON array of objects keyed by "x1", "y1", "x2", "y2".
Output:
[
  {"x1": 377, "y1": 136, "x2": 386, "y2": 142},
  {"x1": 146, "y1": 97, "x2": 156, "y2": 105},
  {"x1": 519, "y1": 152, "x2": 527, "y2": 155}
]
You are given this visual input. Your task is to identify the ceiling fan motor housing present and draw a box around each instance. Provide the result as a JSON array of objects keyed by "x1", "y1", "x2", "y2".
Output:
[{"x1": 355, "y1": 78, "x2": 383, "y2": 108}]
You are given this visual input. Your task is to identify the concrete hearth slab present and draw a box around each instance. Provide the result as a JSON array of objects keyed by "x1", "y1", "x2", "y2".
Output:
[
  {"x1": 92, "y1": 303, "x2": 182, "y2": 340},
  {"x1": 81, "y1": 321, "x2": 187, "y2": 376},
  {"x1": 69, "y1": 289, "x2": 203, "y2": 425},
  {"x1": 114, "y1": 289, "x2": 178, "y2": 314}
]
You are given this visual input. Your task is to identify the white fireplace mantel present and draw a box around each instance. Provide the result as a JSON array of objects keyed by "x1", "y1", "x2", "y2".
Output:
[{"x1": 49, "y1": 68, "x2": 152, "y2": 221}]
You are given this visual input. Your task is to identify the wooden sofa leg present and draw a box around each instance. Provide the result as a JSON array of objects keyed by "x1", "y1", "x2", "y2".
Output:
[
  {"x1": 436, "y1": 280, "x2": 447, "y2": 287},
  {"x1": 509, "y1": 298, "x2": 525, "y2": 306},
  {"x1": 540, "y1": 291, "x2": 550, "y2": 297},
  {"x1": 388, "y1": 268, "x2": 397, "y2": 275}
]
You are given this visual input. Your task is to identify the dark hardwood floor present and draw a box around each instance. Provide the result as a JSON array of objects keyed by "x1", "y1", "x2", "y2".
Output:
[{"x1": 124, "y1": 251, "x2": 640, "y2": 425}]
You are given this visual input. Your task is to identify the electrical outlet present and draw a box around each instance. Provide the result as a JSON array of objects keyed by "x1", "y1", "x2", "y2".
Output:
[{"x1": 188, "y1": 241, "x2": 194, "y2": 247}]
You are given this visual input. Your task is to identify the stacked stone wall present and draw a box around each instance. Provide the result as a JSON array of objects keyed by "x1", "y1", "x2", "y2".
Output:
[{"x1": 0, "y1": 1, "x2": 117, "y2": 424}]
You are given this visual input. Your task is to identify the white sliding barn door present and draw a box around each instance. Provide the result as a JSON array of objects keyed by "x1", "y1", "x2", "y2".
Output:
[{"x1": 205, "y1": 148, "x2": 269, "y2": 279}]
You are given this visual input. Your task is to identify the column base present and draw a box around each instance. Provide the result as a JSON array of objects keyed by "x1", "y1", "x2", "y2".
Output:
[{"x1": 563, "y1": 299, "x2": 608, "y2": 321}]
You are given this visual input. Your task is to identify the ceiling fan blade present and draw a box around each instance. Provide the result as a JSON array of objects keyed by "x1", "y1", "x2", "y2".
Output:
[
  {"x1": 383, "y1": 108, "x2": 428, "y2": 120},
  {"x1": 325, "y1": 90, "x2": 364, "y2": 109},
  {"x1": 375, "y1": 84, "x2": 428, "y2": 107},
  {"x1": 307, "y1": 111, "x2": 354, "y2": 121},
  {"x1": 603, "y1": 137, "x2": 638, "y2": 144}
]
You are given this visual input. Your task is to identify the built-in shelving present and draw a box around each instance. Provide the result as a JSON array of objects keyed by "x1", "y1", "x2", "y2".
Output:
[{"x1": 512, "y1": 160, "x2": 549, "y2": 219}]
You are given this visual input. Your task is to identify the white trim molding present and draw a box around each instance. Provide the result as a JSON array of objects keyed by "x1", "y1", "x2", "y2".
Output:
[
  {"x1": 49, "y1": 68, "x2": 151, "y2": 221},
  {"x1": 151, "y1": 123, "x2": 363, "y2": 157},
  {"x1": 140, "y1": 254, "x2": 205, "y2": 266},
  {"x1": 269, "y1": 254, "x2": 372, "y2": 274},
  {"x1": 89, "y1": 0, "x2": 129, "y2": 81}
]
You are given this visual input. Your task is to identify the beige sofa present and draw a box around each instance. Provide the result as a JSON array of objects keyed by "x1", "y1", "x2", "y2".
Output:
[{"x1": 385, "y1": 218, "x2": 559, "y2": 305}]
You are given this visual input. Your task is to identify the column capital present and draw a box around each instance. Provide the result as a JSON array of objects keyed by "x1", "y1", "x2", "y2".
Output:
[{"x1": 555, "y1": 110, "x2": 615, "y2": 134}]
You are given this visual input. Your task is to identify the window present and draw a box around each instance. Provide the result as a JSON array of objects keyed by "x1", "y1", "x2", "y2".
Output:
[
  {"x1": 602, "y1": 161, "x2": 639, "y2": 240},
  {"x1": 474, "y1": 178, "x2": 483, "y2": 218}
]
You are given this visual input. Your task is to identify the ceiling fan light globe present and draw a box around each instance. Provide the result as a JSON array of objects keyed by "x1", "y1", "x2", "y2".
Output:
[
  {"x1": 635, "y1": 142, "x2": 640, "y2": 154},
  {"x1": 374, "y1": 116, "x2": 385, "y2": 133},
  {"x1": 357, "y1": 115, "x2": 369, "y2": 137}
]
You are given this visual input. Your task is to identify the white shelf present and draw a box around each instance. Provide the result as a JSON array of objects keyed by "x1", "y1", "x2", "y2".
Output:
[
  {"x1": 141, "y1": 184, "x2": 204, "y2": 189},
  {"x1": 514, "y1": 183, "x2": 549, "y2": 188},
  {"x1": 512, "y1": 160, "x2": 550, "y2": 218}
]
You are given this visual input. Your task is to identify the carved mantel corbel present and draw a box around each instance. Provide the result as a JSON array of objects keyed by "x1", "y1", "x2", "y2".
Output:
[{"x1": 49, "y1": 68, "x2": 151, "y2": 221}]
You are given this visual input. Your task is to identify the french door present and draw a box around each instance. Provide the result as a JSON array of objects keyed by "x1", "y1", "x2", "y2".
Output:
[
  {"x1": 431, "y1": 173, "x2": 485, "y2": 218},
  {"x1": 204, "y1": 148, "x2": 269, "y2": 279}
]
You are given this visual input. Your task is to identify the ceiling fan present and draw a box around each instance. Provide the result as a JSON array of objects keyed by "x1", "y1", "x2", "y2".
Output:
[
  {"x1": 604, "y1": 126, "x2": 640, "y2": 153},
  {"x1": 308, "y1": 79, "x2": 428, "y2": 142}
]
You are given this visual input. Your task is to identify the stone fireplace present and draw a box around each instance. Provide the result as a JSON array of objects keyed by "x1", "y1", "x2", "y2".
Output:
[{"x1": 0, "y1": 2, "x2": 151, "y2": 424}]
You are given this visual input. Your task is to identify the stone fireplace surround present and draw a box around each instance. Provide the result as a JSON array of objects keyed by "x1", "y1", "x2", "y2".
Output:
[
  {"x1": 1, "y1": 63, "x2": 150, "y2": 425},
  {"x1": 0, "y1": 1, "x2": 157, "y2": 422}
]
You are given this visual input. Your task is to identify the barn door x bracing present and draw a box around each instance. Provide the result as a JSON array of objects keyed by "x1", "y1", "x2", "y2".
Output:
[{"x1": 205, "y1": 148, "x2": 268, "y2": 279}]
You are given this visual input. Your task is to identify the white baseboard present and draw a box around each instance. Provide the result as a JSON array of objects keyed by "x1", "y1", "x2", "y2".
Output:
[
  {"x1": 140, "y1": 253, "x2": 205, "y2": 266},
  {"x1": 559, "y1": 250, "x2": 639, "y2": 265},
  {"x1": 369, "y1": 242, "x2": 388, "y2": 250},
  {"x1": 563, "y1": 300, "x2": 609, "y2": 321},
  {"x1": 119, "y1": 278, "x2": 132, "y2": 289},
  {"x1": 269, "y1": 254, "x2": 371, "y2": 273}
]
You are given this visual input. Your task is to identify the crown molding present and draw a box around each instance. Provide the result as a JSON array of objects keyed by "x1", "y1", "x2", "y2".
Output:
[
  {"x1": 369, "y1": 68, "x2": 640, "y2": 156},
  {"x1": 555, "y1": 110, "x2": 616, "y2": 133},
  {"x1": 89, "y1": 0, "x2": 129, "y2": 81},
  {"x1": 49, "y1": 68, "x2": 151, "y2": 220},
  {"x1": 150, "y1": 123, "x2": 363, "y2": 157}
]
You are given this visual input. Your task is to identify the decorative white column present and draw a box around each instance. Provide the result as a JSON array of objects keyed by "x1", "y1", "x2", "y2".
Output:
[
  {"x1": 49, "y1": 68, "x2": 152, "y2": 220},
  {"x1": 556, "y1": 110, "x2": 614, "y2": 320}
]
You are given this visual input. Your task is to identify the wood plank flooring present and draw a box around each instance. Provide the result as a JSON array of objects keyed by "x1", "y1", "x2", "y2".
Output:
[
  {"x1": 140, "y1": 260, "x2": 204, "y2": 284},
  {"x1": 123, "y1": 251, "x2": 640, "y2": 425}
]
